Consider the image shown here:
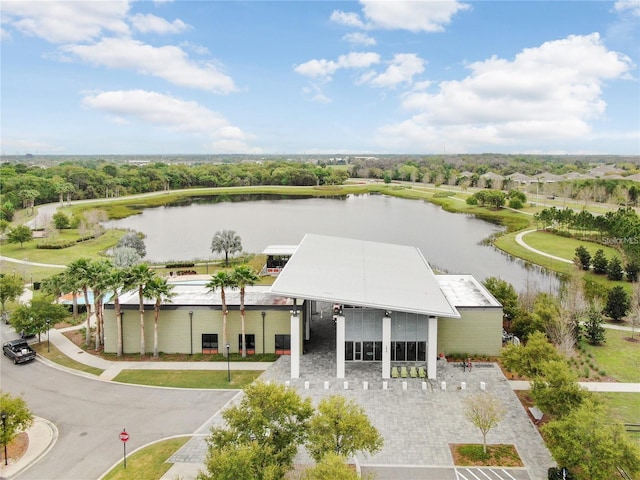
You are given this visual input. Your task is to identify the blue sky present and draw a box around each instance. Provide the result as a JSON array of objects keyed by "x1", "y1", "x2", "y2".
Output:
[{"x1": 1, "y1": 0, "x2": 639, "y2": 155}]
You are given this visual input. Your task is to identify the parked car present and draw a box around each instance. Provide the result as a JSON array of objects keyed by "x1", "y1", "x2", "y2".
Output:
[{"x1": 3, "y1": 339, "x2": 37, "y2": 364}]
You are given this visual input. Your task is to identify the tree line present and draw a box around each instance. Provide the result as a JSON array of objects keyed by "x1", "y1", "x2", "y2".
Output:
[
  {"x1": 534, "y1": 206, "x2": 640, "y2": 266},
  {"x1": 0, "y1": 160, "x2": 349, "y2": 221}
]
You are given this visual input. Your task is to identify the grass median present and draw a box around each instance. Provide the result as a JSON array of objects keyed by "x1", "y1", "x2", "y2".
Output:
[
  {"x1": 102, "y1": 436, "x2": 190, "y2": 480},
  {"x1": 112, "y1": 369, "x2": 263, "y2": 388}
]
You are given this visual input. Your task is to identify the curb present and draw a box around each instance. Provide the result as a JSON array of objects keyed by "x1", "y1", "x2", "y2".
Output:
[{"x1": 0, "y1": 417, "x2": 58, "y2": 480}]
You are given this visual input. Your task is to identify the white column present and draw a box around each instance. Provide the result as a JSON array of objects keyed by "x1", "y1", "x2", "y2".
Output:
[
  {"x1": 382, "y1": 315, "x2": 391, "y2": 379},
  {"x1": 336, "y1": 315, "x2": 345, "y2": 379},
  {"x1": 290, "y1": 309, "x2": 300, "y2": 379},
  {"x1": 427, "y1": 316, "x2": 438, "y2": 380}
]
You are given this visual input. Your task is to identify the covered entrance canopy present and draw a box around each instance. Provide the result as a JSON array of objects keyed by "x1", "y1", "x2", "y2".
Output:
[{"x1": 269, "y1": 234, "x2": 461, "y2": 379}]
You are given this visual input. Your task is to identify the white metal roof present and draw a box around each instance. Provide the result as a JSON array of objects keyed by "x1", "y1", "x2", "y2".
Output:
[
  {"x1": 436, "y1": 275, "x2": 502, "y2": 307},
  {"x1": 262, "y1": 245, "x2": 299, "y2": 256},
  {"x1": 269, "y1": 234, "x2": 460, "y2": 318}
]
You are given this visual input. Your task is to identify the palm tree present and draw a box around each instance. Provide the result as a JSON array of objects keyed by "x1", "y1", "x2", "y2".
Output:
[
  {"x1": 145, "y1": 276, "x2": 175, "y2": 359},
  {"x1": 206, "y1": 270, "x2": 236, "y2": 357},
  {"x1": 232, "y1": 265, "x2": 259, "y2": 357},
  {"x1": 128, "y1": 263, "x2": 156, "y2": 357},
  {"x1": 210, "y1": 230, "x2": 242, "y2": 266},
  {"x1": 41, "y1": 273, "x2": 67, "y2": 303},
  {"x1": 88, "y1": 259, "x2": 112, "y2": 350},
  {"x1": 106, "y1": 266, "x2": 130, "y2": 357},
  {"x1": 66, "y1": 258, "x2": 93, "y2": 346}
]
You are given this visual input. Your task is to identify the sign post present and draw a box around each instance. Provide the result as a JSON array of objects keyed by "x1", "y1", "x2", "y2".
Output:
[{"x1": 119, "y1": 429, "x2": 129, "y2": 468}]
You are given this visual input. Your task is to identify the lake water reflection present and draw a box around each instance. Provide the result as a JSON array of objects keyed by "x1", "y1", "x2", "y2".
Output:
[{"x1": 104, "y1": 194, "x2": 557, "y2": 292}]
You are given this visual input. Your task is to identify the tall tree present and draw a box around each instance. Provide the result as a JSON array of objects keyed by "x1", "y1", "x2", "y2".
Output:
[
  {"x1": 482, "y1": 277, "x2": 519, "y2": 325},
  {"x1": 306, "y1": 395, "x2": 383, "y2": 462},
  {"x1": 542, "y1": 399, "x2": 640, "y2": 480},
  {"x1": 232, "y1": 265, "x2": 259, "y2": 357},
  {"x1": 145, "y1": 276, "x2": 175, "y2": 359},
  {"x1": 87, "y1": 259, "x2": 112, "y2": 349},
  {"x1": 463, "y1": 393, "x2": 505, "y2": 454},
  {"x1": 6, "y1": 225, "x2": 33, "y2": 248},
  {"x1": 128, "y1": 263, "x2": 156, "y2": 356},
  {"x1": 584, "y1": 300, "x2": 606, "y2": 345},
  {"x1": 0, "y1": 392, "x2": 34, "y2": 464},
  {"x1": 211, "y1": 230, "x2": 242, "y2": 266},
  {"x1": 206, "y1": 270, "x2": 236, "y2": 357},
  {"x1": 0, "y1": 275, "x2": 24, "y2": 316},
  {"x1": 604, "y1": 285, "x2": 630, "y2": 322},
  {"x1": 530, "y1": 360, "x2": 589, "y2": 419},
  {"x1": 106, "y1": 266, "x2": 130, "y2": 357},
  {"x1": 66, "y1": 258, "x2": 93, "y2": 346},
  {"x1": 203, "y1": 382, "x2": 314, "y2": 478}
]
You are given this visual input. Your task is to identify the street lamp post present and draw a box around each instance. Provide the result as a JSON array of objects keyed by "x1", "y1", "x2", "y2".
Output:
[
  {"x1": 226, "y1": 343, "x2": 231, "y2": 383},
  {"x1": 1, "y1": 411, "x2": 7, "y2": 466},
  {"x1": 46, "y1": 318, "x2": 51, "y2": 353},
  {"x1": 261, "y1": 311, "x2": 266, "y2": 354}
]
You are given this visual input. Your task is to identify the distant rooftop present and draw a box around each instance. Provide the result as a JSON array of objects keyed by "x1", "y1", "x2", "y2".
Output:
[
  {"x1": 436, "y1": 275, "x2": 501, "y2": 308},
  {"x1": 270, "y1": 234, "x2": 460, "y2": 318},
  {"x1": 262, "y1": 245, "x2": 299, "y2": 256}
]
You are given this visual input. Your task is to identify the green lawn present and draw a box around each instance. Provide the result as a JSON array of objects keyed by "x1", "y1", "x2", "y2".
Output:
[
  {"x1": 112, "y1": 369, "x2": 262, "y2": 388},
  {"x1": 102, "y1": 436, "x2": 190, "y2": 480},
  {"x1": 31, "y1": 341, "x2": 104, "y2": 376},
  {"x1": 523, "y1": 230, "x2": 622, "y2": 263},
  {"x1": 580, "y1": 328, "x2": 640, "y2": 383}
]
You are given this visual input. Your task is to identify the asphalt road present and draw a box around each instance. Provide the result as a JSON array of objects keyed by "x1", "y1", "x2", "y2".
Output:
[{"x1": 1, "y1": 324, "x2": 236, "y2": 480}]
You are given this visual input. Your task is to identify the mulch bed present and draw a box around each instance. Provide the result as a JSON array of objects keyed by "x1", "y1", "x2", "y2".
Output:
[
  {"x1": 1, "y1": 432, "x2": 29, "y2": 465},
  {"x1": 450, "y1": 443, "x2": 523, "y2": 467}
]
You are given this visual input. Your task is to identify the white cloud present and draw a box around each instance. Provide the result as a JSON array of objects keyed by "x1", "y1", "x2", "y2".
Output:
[
  {"x1": 369, "y1": 53, "x2": 425, "y2": 88},
  {"x1": 378, "y1": 33, "x2": 633, "y2": 151},
  {"x1": 614, "y1": 0, "x2": 640, "y2": 16},
  {"x1": 294, "y1": 59, "x2": 340, "y2": 79},
  {"x1": 294, "y1": 51, "x2": 380, "y2": 80},
  {"x1": 342, "y1": 32, "x2": 376, "y2": 46},
  {"x1": 330, "y1": 10, "x2": 365, "y2": 29},
  {"x1": 1, "y1": 0, "x2": 130, "y2": 43},
  {"x1": 332, "y1": 1, "x2": 469, "y2": 33},
  {"x1": 130, "y1": 13, "x2": 190, "y2": 34},
  {"x1": 63, "y1": 37, "x2": 236, "y2": 93},
  {"x1": 81, "y1": 89, "x2": 256, "y2": 152}
]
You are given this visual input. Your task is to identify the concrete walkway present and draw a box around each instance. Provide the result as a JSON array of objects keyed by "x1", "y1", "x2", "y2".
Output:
[{"x1": 514, "y1": 230, "x2": 574, "y2": 264}]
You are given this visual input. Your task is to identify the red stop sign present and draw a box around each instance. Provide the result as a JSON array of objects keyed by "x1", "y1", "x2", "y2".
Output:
[{"x1": 119, "y1": 430, "x2": 129, "y2": 442}]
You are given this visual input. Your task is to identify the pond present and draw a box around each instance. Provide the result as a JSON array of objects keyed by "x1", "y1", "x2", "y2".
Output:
[{"x1": 104, "y1": 194, "x2": 558, "y2": 292}]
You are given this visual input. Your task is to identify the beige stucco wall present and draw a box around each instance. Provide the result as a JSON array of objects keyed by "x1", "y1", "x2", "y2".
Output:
[
  {"x1": 436, "y1": 307, "x2": 502, "y2": 357},
  {"x1": 104, "y1": 307, "x2": 294, "y2": 355}
]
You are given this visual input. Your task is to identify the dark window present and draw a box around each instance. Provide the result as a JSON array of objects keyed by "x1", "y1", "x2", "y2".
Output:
[
  {"x1": 374, "y1": 341, "x2": 382, "y2": 361},
  {"x1": 275, "y1": 334, "x2": 291, "y2": 355},
  {"x1": 418, "y1": 342, "x2": 426, "y2": 362},
  {"x1": 238, "y1": 334, "x2": 256, "y2": 353},
  {"x1": 202, "y1": 334, "x2": 218, "y2": 354},
  {"x1": 345, "y1": 342, "x2": 354, "y2": 361},
  {"x1": 406, "y1": 342, "x2": 417, "y2": 362}
]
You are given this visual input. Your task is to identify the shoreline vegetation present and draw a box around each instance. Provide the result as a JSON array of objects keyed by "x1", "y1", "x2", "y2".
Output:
[{"x1": 3, "y1": 181, "x2": 634, "y2": 290}]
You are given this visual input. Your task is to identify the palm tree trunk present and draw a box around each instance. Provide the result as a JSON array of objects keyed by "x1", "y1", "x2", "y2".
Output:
[
  {"x1": 241, "y1": 287, "x2": 246, "y2": 358},
  {"x1": 83, "y1": 288, "x2": 91, "y2": 347},
  {"x1": 115, "y1": 294, "x2": 123, "y2": 357},
  {"x1": 221, "y1": 289, "x2": 227, "y2": 357},
  {"x1": 139, "y1": 287, "x2": 145, "y2": 356},
  {"x1": 72, "y1": 292, "x2": 78, "y2": 319},
  {"x1": 153, "y1": 306, "x2": 159, "y2": 359}
]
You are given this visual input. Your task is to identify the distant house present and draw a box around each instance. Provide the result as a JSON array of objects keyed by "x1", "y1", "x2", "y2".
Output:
[
  {"x1": 625, "y1": 173, "x2": 640, "y2": 182},
  {"x1": 534, "y1": 172, "x2": 564, "y2": 183},
  {"x1": 507, "y1": 173, "x2": 533, "y2": 185},
  {"x1": 563, "y1": 172, "x2": 595, "y2": 181},
  {"x1": 589, "y1": 165, "x2": 624, "y2": 177}
]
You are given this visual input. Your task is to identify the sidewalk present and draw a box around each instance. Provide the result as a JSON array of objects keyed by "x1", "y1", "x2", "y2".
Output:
[{"x1": 0, "y1": 417, "x2": 58, "y2": 480}]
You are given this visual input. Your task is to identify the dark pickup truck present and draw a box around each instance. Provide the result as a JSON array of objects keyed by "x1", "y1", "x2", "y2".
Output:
[{"x1": 3, "y1": 339, "x2": 37, "y2": 364}]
